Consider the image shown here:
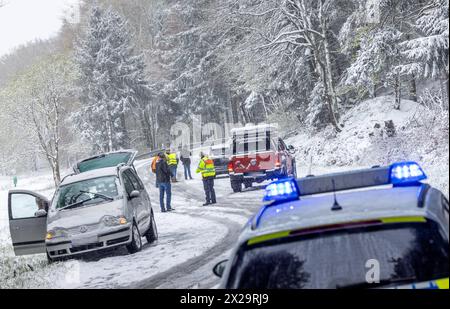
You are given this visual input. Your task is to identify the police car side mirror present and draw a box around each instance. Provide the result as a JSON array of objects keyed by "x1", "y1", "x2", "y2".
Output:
[{"x1": 213, "y1": 259, "x2": 228, "y2": 278}]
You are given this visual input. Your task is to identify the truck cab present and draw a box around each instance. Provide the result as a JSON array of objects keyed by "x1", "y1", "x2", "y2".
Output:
[{"x1": 227, "y1": 124, "x2": 297, "y2": 193}]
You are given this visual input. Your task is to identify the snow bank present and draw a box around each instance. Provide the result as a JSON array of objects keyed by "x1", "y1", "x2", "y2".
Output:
[{"x1": 287, "y1": 96, "x2": 449, "y2": 196}]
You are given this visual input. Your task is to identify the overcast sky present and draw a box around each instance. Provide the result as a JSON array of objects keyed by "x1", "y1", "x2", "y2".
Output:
[{"x1": 0, "y1": 0, "x2": 80, "y2": 57}]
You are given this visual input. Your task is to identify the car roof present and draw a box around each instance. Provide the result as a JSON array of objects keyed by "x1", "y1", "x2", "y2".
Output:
[
  {"x1": 240, "y1": 185, "x2": 429, "y2": 242},
  {"x1": 60, "y1": 166, "x2": 120, "y2": 186}
]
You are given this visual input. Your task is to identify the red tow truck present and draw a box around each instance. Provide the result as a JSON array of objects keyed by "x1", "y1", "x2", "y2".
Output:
[{"x1": 227, "y1": 124, "x2": 297, "y2": 192}]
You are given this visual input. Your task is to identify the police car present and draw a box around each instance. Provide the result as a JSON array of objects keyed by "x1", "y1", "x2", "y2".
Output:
[{"x1": 213, "y1": 162, "x2": 449, "y2": 289}]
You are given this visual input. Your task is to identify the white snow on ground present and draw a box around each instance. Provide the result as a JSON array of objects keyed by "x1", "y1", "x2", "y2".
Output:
[{"x1": 286, "y1": 96, "x2": 449, "y2": 196}]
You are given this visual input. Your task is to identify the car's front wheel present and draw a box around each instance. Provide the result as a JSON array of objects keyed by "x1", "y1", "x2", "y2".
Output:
[
  {"x1": 127, "y1": 222, "x2": 142, "y2": 254},
  {"x1": 145, "y1": 212, "x2": 158, "y2": 244}
]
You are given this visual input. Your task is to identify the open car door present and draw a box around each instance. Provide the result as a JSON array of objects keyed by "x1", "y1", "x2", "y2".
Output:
[
  {"x1": 73, "y1": 150, "x2": 138, "y2": 174},
  {"x1": 8, "y1": 190, "x2": 49, "y2": 256}
]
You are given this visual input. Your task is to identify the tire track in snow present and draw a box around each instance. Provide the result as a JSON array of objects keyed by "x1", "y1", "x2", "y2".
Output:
[{"x1": 134, "y1": 161, "x2": 260, "y2": 288}]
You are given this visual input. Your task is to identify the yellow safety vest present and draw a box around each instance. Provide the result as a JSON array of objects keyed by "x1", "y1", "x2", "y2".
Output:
[
  {"x1": 167, "y1": 153, "x2": 178, "y2": 166},
  {"x1": 196, "y1": 156, "x2": 216, "y2": 178}
]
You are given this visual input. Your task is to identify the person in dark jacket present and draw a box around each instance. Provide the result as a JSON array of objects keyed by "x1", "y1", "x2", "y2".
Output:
[
  {"x1": 180, "y1": 146, "x2": 193, "y2": 180},
  {"x1": 155, "y1": 153, "x2": 174, "y2": 212}
]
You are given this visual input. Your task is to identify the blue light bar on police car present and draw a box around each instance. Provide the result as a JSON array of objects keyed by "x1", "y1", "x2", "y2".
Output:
[
  {"x1": 263, "y1": 178, "x2": 299, "y2": 204},
  {"x1": 390, "y1": 162, "x2": 427, "y2": 185},
  {"x1": 262, "y1": 162, "x2": 427, "y2": 204}
]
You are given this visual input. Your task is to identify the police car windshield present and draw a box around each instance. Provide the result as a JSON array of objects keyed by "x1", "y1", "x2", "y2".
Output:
[{"x1": 227, "y1": 221, "x2": 449, "y2": 289}]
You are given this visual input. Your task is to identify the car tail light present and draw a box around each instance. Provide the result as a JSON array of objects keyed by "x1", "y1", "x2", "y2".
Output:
[
  {"x1": 275, "y1": 156, "x2": 281, "y2": 168},
  {"x1": 227, "y1": 162, "x2": 234, "y2": 172}
]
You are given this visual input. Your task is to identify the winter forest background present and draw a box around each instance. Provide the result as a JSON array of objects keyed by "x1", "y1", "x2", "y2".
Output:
[{"x1": 0, "y1": 0, "x2": 448, "y2": 188}]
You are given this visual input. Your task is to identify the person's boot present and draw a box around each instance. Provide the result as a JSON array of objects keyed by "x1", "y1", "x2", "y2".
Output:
[{"x1": 203, "y1": 202, "x2": 211, "y2": 206}]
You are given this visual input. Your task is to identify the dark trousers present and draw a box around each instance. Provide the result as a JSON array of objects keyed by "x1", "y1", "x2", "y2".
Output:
[
  {"x1": 202, "y1": 177, "x2": 216, "y2": 204},
  {"x1": 183, "y1": 163, "x2": 193, "y2": 180},
  {"x1": 159, "y1": 182, "x2": 172, "y2": 211}
]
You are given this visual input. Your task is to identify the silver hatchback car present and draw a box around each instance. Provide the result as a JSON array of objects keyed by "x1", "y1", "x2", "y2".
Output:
[{"x1": 8, "y1": 150, "x2": 158, "y2": 261}]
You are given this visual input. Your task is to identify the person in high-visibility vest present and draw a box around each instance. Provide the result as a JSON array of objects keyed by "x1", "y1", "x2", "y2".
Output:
[
  {"x1": 196, "y1": 152, "x2": 216, "y2": 206},
  {"x1": 166, "y1": 149, "x2": 179, "y2": 183}
]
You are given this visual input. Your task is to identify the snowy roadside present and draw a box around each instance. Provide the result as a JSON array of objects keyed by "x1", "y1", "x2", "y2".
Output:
[{"x1": 286, "y1": 96, "x2": 449, "y2": 197}]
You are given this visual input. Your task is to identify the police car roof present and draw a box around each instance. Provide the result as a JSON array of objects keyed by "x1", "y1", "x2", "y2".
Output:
[
  {"x1": 241, "y1": 185, "x2": 428, "y2": 241},
  {"x1": 60, "y1": 167, "x2": 119, "y2": 186}
]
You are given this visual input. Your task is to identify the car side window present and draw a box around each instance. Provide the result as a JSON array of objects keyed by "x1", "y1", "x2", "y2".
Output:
[
  {"x1": 9, "y1": 193, "x2": 47, "y2": 219},
  {"x1": 121, "y1": 172, "x2": 135, "y2": 196},
  {"x1": 125, "y1": 169, "x2": 143, "y2": 191}
]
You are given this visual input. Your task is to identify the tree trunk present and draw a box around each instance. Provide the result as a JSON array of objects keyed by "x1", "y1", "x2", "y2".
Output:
[
  {"x1": 140, "y1": 109, "x2": 153, "y2": 149},
  {"x1": 107, "y1": 109, "x2": 114, "y2": 152},
  {"x1": 441, "y1": 71, "x2": 449, "y2": 111},
  {"x1": 120, "y1": 113, "x2": 129, "y2": 149},
  {"x1": 394, "y1": 74, "x2": 401, "y2": 110},
  {"x1": 409, "y1": 75, "x2": 418, "y2": 102}
]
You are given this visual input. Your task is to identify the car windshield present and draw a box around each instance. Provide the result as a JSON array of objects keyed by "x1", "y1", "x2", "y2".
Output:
[
  {"x1": 53, "y1": 176, "x2": 119, "y2": 210},
  {"x1": 227, "y1": 221, "x2": 449, "y2": 289},
  {"x1": 233, "y1": 132, "x2": 273, "y2": 155}
]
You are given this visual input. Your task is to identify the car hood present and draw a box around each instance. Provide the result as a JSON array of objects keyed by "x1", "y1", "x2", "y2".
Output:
[{"x1": 47, "y1": 199, "x2": 124, "y2": 229}]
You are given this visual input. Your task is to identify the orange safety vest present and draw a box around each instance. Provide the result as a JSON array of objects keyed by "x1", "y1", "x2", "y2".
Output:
[{"x1": 151, "y1": 156, "x2": 158, "y2": 173}]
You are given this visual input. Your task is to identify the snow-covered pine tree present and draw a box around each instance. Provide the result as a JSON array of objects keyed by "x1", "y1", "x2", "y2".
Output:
[
  {"x1": 396, "y1": 0, "x2": 449, "y2": 108},
  {"x1": 75, "y1": 6, "x2": 151, "y2": 152}
]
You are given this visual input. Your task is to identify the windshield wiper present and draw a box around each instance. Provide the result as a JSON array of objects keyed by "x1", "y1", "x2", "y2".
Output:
[
  {"x1": 79, "y1": 190, "x2": 114, "y2": 201},
  {"x1": 58, "y1": 198, "x2": 96, "y2": 211},
  {"x1": 337, "y1": 276, "x2": 418, "y2": 289},
  {"x1": 57, "y1": 192, "x2": 113, "y2": 211}
]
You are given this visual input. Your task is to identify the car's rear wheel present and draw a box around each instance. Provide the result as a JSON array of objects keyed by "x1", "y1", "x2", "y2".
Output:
[
  {"x1": 231, "y1": 179, "x2": 242, "y2": 193},
  {"x1": 145, "y1": 212, "x2": 158, "y2": 244},
  {"x1": 127, "y1": 222, "x2": 142, "y2": 254}
]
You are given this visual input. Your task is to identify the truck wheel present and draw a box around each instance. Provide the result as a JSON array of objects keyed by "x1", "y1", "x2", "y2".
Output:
[
  {"x1": 231, "y1": 180, "x2": 242, "y2": 193},
  {"x1": 145, "y1": 212, "x2": 158, "y2": 244},
  {"x1": 244, "y1": 181, "x2": 253, "y2": 189},
  {"x1": 127, "y1": 222, "x2": 143, "y2": 254}
]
